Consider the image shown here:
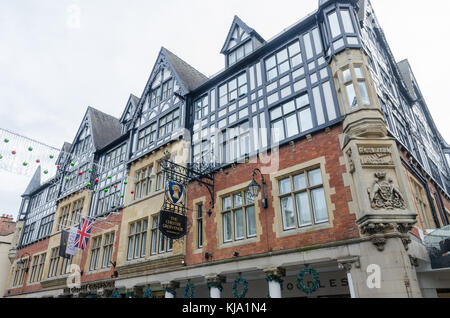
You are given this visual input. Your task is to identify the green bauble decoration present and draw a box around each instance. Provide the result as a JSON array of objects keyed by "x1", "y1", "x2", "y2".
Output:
[
  {"x1": 3, "y1": 138, "x2": 9, "y2": 143},
  {"x1": 28, "y1": 147, "x2": 33, "y2": 151},
  {"x1": 23, "y1": 162, "x2": 28, "y2": 166},
  {"x1": 107, "y1": 176, "x2": 112, "y2": 179},
  {"x1": 87, "y1": 183, "x2": 92, "y2": 187},
  {"x1": 49, "y1": 155, "x2": 54, "y2": 159},
  {"x1": 44, "y1": 170, "x2": 49, "y2": 174},
  {"x1": 104, "y1": 189, "x2": 108, "y2": 193},
  {"x1": 88, "y1": 169, "x2": 93, "y2": 173},
  {"x1": 70, "y1": 162, "x2": 75, "y2": 166},
  {"x1": 0, "y1": 155, "x2": 3, "y2": 159},
  {"x1": 124, "y1": 181, "x2": 128, "y2": 185},
  {"x1": 65, "y1": 177, "x2": 69, "y2": 181}
]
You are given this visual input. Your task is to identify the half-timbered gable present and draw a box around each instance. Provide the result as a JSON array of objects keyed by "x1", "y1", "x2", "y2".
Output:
[
  {"x1": 221, "y1": 16, "x2": 265, "y2": 68},
  {"x1": 130, "y1": 47, "x2": 207, "y2": 162},
  {"x1": 90, "y1": 138, "x2": 128, "y2": 218},
  {"x1": 120, "y1": 94, "x2": 140, "y2": 134},
  {"x1": 60, "y1": 107, "x2": 121, "y2": 199},
  {"x1": 18, "y1": 167, "x2": 57, "y2": 247}
]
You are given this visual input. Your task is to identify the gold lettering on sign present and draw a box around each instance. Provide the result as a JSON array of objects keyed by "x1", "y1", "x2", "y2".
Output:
[
  {"x1": 358, "y1": 146, "x2": 394, "y2": 166},
  {"x1": 162, "y1": 216, "x2": 184, "y2": 235}
]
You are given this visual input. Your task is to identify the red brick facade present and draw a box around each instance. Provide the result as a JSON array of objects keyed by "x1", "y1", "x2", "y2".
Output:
[
  {"x1": 186, "y1": 125, "x2": 360, "y2": 265},
  {"x1": 6, "y1": 210, "x2": 122, "y2": 297}
]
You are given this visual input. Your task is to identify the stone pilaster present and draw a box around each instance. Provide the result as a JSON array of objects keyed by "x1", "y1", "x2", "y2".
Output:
[
  {"x1": 206, "y1": 275, "x2": 225, "y2": 298},
  {"x1": 162, "y1": 281, "x2": 179, "y2": 298},
  {"x1": 263, "y1": 267, "x2": 285, "y2": 298},
  {"x1": 330, "y1": 48, "x2": 420, "y2": 297}
]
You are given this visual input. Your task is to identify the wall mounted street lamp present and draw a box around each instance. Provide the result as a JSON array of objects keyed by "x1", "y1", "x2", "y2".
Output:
[{"x1": 248, "y1": 169, "x2": 268, "y2": 209}]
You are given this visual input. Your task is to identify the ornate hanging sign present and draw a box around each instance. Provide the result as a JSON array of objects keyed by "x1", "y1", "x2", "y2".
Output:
[
  {"x1": 158, "y1": 151, "x2": 216, "y2": 239},
  {"x1": 168, "y1": 181, "x2": 184, "y2": 204},
  {"x1": 159, "y1": 209, "x2": 187, "y2": 239}
]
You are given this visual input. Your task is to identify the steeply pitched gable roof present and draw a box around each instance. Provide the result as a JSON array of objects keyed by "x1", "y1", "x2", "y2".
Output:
[
  {"x1": 120, "y1": 94, "x2": 140, "y2": 123},
  {"x1": 87, "y1": 107, "x2": 122, "y2": 150},
  {"x1": 220, "y1": 15, "x2": 265, "y2": 54},
  {"x1": 162, "y1": 47, "x2": 208, "y2": 92},
  {"x1": 22, "y1": 166, "x2": 41, "y2": 197}
]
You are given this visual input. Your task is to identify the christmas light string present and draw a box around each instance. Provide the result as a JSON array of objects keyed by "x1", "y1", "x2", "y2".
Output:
[
  {"x1": 0, "y1": 127, "x2": 153, "y2": 191},
  {"x1": 1, "y1": 127, "x2": 198, "y2": 234}
]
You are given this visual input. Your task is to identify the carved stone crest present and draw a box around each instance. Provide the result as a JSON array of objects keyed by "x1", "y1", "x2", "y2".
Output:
[{"x1": 368, "y1": 172, "x2": 406, "y2": 210}]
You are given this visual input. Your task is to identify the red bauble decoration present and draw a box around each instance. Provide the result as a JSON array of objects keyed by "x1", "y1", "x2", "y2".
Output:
[
  {"x1": 131, "y1": 191, "x2": 135, "y2": 194},
  {"x1": 113, "y1": 185, "x2": 118, "y2": 188},
  {"x1": 78, "y1": 171, "x2": 83, "y2": 176},
  {"x1": 57, "y1": 165, "x2": 61, "y2": 169},
  {"x1": 95, "y1": 179, "x2": 99, "y2": 183},
  {"x1": 36, "y1": 159, "x2": 40, "y2": 163},
  {"x1": 11, "y1": 151, "x2": 16, "y2": 155}
]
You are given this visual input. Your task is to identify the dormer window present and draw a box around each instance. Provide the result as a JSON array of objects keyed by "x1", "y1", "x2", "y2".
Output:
[
  {"x1": 228, "y1": 40, "x2": 253, "y2": 66},
  {"x1": 221, "y1": 16, "x2": 265, "y2": 68}
]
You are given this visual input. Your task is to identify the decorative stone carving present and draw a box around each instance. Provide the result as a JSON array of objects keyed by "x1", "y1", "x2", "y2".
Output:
[
  {"x1": 205, "y1": 275, "x2": 226, "y2": 285},
  {"x1": 162, "y1": 281, "x2": 180, "y2": 290},
  {"x1": 402, "y1": 237, "x2": 412, "y2": 251},
  {"x1": 347, "y1": 149, "x2": 355, "y2": 174},
  {"x1": 368, "y1": 172, "x2": 406, "y2": 210},
  {"x1": 372, "y1": 237, "x2": 387, "y2": 252},
  {"x1": 337, "y1": 257, "x2": 360, "y2": 273},
  {"x1": 359, "y1": 146, "x2": 394, "y2": 166},
  {"x1": 263, "y1": 267, "x2": 286, "y2": 279},
  {"x1": 396, "y1": 222, "x2": 415, "y2": 234},
  {"x1": 360, "y1": 222, "x2": 394, "y2": 235}
]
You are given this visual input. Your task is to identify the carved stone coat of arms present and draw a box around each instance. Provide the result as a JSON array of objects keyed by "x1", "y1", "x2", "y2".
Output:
[{"x1": 368, "y1": 172, "x2": 406, "y2": 210}]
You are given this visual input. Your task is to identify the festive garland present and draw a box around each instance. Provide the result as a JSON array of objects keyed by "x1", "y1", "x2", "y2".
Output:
[
  {"x1": 266, "y1": 274, "x2": 284, "y2": 290},
  {"x1": 297, "y1": 268, "x2": 320, "y2": 294},
  {"x1": 110, "y1": 291, "x2": 122, "y2": 298},
  {"x1": 232, "y1": 277, "x2": 248, "y2": 298},
  {"x1": 184, "y1": 283, "x2": 195, "y2": 298},
  {"x1": 163, "y1": 288, "x2": 176, "y2": 297},
  {"x1": 143, "y1": 287, "x2": 153, "y2": 298}
]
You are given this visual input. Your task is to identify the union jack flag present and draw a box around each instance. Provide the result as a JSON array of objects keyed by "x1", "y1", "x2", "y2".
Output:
[{"x1": 73, "y1": 217, "x2": 93, "y2": 250}]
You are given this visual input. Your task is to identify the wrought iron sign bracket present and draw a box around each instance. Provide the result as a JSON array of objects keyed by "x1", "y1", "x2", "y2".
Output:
[{"x1": 160, "y1": 152, "x2": 216, "y2": 208}]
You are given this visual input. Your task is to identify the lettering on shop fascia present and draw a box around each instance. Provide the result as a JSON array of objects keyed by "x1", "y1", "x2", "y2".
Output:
[{"x1": 63, "y1": 281, "x2": 115, "y2": 294}]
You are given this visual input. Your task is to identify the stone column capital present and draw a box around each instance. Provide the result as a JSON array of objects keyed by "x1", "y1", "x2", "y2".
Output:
[
  {"x1": 205, "y1": 275, "x2": 226, "y2": 285},
  {"x1": 161, "y1": 281, "x2": 180, "y2": 290},
  {"x1": 263, "y1": 267, "x2": 286, "y2": 279},
  {"x1": 337, "y1": 257, "x2": 361, "y2": 273}
]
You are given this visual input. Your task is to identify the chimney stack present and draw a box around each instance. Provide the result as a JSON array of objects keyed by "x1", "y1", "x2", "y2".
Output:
[{"x1": 0, "y1": 214, "x2": 16, "y2": 236}]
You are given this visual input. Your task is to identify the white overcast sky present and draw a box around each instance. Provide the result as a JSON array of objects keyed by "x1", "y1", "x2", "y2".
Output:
[{"x1": 1, "y1": 0, "x2": 449, "y2": 219}]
